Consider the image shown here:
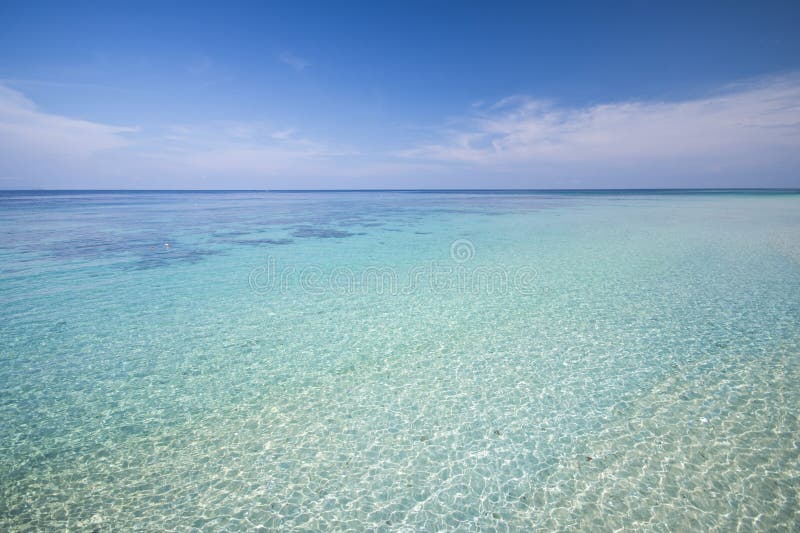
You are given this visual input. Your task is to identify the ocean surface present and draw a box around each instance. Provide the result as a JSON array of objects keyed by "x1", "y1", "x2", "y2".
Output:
[{"x1": 1, "y1": 190, "x2": 799, "y2": 531}]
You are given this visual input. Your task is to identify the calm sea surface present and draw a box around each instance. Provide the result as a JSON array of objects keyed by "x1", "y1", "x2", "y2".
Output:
[{"x1": 1, "y1": 190, "x2": 799, "y2": 530}]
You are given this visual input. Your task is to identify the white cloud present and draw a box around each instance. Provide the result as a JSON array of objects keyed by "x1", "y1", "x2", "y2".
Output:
[
  {"x1": 0, "y1": 85, "x2": 351, "y2": 187},
  {"x1": 0, "y1": 85, "x2": 136, "y2": 158},
  {"x1": 401, "y1": 75, "x2": 800, "y2": 183},
  {"x1": 278, "y1": 51, "x2": 310, "y2": 71}
]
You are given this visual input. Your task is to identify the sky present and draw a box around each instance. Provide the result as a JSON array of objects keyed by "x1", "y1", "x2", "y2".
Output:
[{"x1": 1, "y1": 0, "x2": 799, "y2": 189}]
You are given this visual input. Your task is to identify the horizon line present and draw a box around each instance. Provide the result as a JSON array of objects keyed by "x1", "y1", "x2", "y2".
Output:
[{"x1": 1, "y1": 187, "x2": 800, "y2": 194}]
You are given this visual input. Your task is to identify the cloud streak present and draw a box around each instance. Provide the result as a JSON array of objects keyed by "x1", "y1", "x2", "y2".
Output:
[
  {"x1": 401, "y1": 75, "x2": 800, "y2": 185},
  {"x1": 146, "y1": 122, "x2": 357, "y2": 178},
  {"x1": 0, "y1": 85, "x2": 135, "y2": 158},
  {"x1": 0, "y1": 85, "x2": 350, "y2": 187}
]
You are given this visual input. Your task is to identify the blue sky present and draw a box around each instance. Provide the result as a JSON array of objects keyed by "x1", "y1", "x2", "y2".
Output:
[{"x1": 1, "y1": 1, "x2": 799, "y2": 189}]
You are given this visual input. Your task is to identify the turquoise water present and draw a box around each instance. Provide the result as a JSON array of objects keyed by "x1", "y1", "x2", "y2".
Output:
[{"x1": 1, "y1": 190, "x2": 799, "y2": 530}]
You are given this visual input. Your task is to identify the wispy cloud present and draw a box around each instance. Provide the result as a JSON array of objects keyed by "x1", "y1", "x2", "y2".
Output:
[
  {"x1": 278, "y1": 51, "x2": 310, "y2": 71},
  {"x1": 271, "y1": 128, "x2": 296, "y2": 140},
  {"x1": 400, "y1": 75, "x2": 800, "y2": 184},
  {"x1": 0, "y1": 85, "x2": 352, "y2": 187},
  {"x1": 0, "y1": 85, "x2": 136, "y2": 158},
  {"x1": 147, "y1": 122, "x2": 356, "y2": 177}
]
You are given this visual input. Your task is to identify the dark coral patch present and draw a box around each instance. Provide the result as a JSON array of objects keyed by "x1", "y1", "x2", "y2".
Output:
[
  {"x1": 291, "y1": 226, "x2": 358, "y2": 239},
  {"x1": 233, "y1": 238, "x2": 294, "y2": 245}
]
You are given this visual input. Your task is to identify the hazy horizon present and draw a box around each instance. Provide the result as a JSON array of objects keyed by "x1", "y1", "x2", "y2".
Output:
[{"x1": 3, "y1": 187, "x2": 800, "y2": 193}]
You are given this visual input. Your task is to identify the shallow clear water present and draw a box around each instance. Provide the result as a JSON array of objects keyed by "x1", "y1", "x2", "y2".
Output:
[{"x1": 1, "y1": 190, "x2": 799, "y2": 531}]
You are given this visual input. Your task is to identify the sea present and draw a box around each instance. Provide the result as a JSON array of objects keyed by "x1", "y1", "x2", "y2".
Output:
[{"x1": 1, "y1": 189, "x2": 799, "y2": 530}]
